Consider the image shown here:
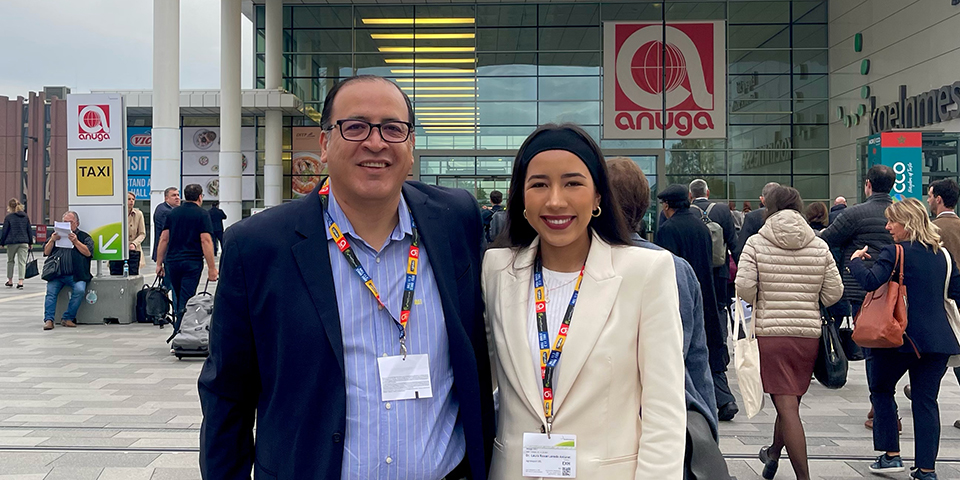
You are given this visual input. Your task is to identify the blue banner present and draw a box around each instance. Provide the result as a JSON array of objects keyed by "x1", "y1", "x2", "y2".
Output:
[
  {"x1": 127, "y1": 127, "x2": 151, "y2": 176},
  {"x1": 880, "y1": 132, "x2": 922, "y2": 201},
  {"x1": 128, "y1": 176, "x2": 151, "y2": 201}
]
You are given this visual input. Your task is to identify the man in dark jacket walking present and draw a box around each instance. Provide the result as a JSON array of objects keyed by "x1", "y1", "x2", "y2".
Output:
[
  {"x1": 690, "y1": 179, "x2": 738, "y2": 325},
  {"x1": 657, "y1": 184, "x2": 738, "y2": 421},
  {"x1": 207, "y1": 202, "x2": 227, "y2": 256},
  {"x1": 820, "y1": 165, "x2": 895, "y2": 317},
  {"x1": 829, "y1": 196, "x2": 847, "y2": 224},
  {"x1": 734, "y1": 182, "x2": 780, "y2": 261}
]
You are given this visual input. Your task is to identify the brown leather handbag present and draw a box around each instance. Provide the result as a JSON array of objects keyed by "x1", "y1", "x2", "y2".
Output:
[{"x1": 852, "y1": 244, "x2": 908, "y2": 348}]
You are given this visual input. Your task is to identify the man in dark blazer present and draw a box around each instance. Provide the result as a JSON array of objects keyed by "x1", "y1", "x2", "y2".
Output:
[
  {"x1": 198, "y1": 75, "x2": 494, "y2": 480},
  {"x1": 733, "y1": 182, "x2": 780, "y2": 262},
  {"x1": 656, "y1": 184, "x2": 737, "y2": 421}
]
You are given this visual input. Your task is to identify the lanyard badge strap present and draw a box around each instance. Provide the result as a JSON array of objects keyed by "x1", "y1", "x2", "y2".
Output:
[
  {"x1": 533, "y1": 253, "x2": 585, "y2": 435},
  {"x1": 319, "y1": 180, "x2": 419, "y2": 358}
]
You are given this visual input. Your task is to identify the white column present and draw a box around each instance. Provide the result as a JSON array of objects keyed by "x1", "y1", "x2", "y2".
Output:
[
  {"x1": 220, "y1": 0, "x2": 242, "y2": 227},
  {"x1": 264, "y1": 0, "x2": 283, "y2": 207},
  {"x1": 151, "y1": 0, "x2": 180, "y2": 247}
]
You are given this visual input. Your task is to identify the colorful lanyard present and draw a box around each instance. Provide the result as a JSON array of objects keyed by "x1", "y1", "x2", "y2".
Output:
[
  {"x1": 318, "y1": 180, "x2": 420, "y2": 358},
  {"x1": 533, "y1": 253, "x2": 585, "y2": 434}
]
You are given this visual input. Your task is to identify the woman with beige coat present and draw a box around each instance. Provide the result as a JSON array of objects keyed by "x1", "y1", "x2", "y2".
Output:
[{"x1": 736, "y1": 186, "x2": 843, "y2": 480}]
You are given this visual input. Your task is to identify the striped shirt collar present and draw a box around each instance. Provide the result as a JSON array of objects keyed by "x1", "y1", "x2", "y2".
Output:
[{"x1": 323, "y1": 188, "x2": 413, "y2": 249}]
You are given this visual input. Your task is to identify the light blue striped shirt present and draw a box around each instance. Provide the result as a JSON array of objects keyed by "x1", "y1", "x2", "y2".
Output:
[{"x1": 326, "y1": 191, "x2": 465, "y2": 480}]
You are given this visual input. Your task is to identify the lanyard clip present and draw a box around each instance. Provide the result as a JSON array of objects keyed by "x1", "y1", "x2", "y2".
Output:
[
  {"x1": 545, "y1": 419, "x2": 553, "y2": 439},
  {"x1": 399, "y1": 338, "x2": 407, "y2": 360}
]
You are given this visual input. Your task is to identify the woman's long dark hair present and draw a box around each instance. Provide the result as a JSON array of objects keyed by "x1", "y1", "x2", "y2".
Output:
[{"x1": 494, "y1": 123, "x2": 632, "y2": 248}]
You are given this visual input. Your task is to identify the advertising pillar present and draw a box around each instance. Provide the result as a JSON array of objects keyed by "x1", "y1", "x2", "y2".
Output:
[
  {"x1": 867, "y1": 132, "x2": 923, "y2": 201},
  {"x1": 66, "y1": 94, "x2": 127, "y2": 265}
]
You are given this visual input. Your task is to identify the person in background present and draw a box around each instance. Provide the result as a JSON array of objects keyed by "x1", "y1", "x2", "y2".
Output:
[
  {"x1": 208, "y1": 201, "x2": 227, "y2": 256},
  {"x1": 608, "y1": 157, "x2": 729, "y2": 478},
  {"x1": 736, "y1": 186, "x2": 843, "y2": 480},
  {"x1": 926, "y1": 178, "x2": 960, "y2": 431},
  {"x1": 485, "y1": 124, "x2": 685, "y2": 478},
  {"x1": 1, "y1": 199, "x2": 33, "y2": 289},
  {"x1": 804, "y1": 201, "x2": 829, "y2": 232},
  {"x1": 153, "y1": 187, "x2": 180, "y2": 291},
  {"x1": 481, "y1": 190, "x2": 504, "y2": 245},
  {"x1": 657, "y1": 184, "x2": 737, "y2": 423},
  {"x1": 155, "y1": 184, "x2": 218, "y2": 325},
  {"x1": 41, "y1": 211, "x2": 93, "y2": 330},
  {"x1": 830, "y1": 196, "x2": 848, "y2": 224},
  {"x1": 110, "y1": 192, "x2": 146, "y2": 276},
  {"x1": 820, "y1": 165, "x2": 896, "y2": 430},
  {"x1": 743, "y1": 201, "x2": 753, "y2": 214},
  {"x1": 729, "y1": 200, "x2": 745, "y2": 233},
  {"x1": 734, "y1": 183, "x2": 780, "y2": 261},
  {"x1": 848, "y1": 198, "x2": 960, "y2": 480}
]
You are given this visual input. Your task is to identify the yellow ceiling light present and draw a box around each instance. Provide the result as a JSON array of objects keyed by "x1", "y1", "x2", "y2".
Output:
[
  {"x1": 379, "y1": 47, "x2": 475, "y2": 53},
  {"x1": 414, "y1": 112, "x2": 478, "y2": 116},
  {"x1": 362, "y1": 18, "x2": 476, "y2": 25},
  {"x1": 418, "y1": 117, "x2": 477, "y2": 121},
  {"x1": 371, "y1": 33, "x2": 475, "y2": 40},
  {"x1": 391, "y1": 68, "x2": 476, "y2": 74},
  {"x1": 421, "y1": 122, "x2": 477, "y2": 126},
  {"x1": 401, "y1": 86, "x2": 476, "y2": 91},
  {"x1": 414, "y1": 106, "x2": 476, "y2": 110},
  {"x1": 395, "y1": 78, "x2": 475, "y2": 83},
  {"x1": 385, "y1": 58, "x2": 477, "y2": 64},
  {"x1": 423, "y1": 130, "x2": 476, "y2": 134}
]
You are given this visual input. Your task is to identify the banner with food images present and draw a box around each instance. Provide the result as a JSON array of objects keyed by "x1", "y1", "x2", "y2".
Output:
[{"x1": 291, "y1": 127, "x2": 327, "y2": 198}]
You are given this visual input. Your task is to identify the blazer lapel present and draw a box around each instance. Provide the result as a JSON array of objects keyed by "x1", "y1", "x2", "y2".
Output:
[
  {"x1": 553, "y1": 233, "x2": 622, "y2": 414},
  {"x1": 499, "y1": 240, "x2": 550, "y2": 422},
  {"x1": 402, "y1": 184, "x2": 473, "y2": 360},
  {"x1": 292, "y1": 184, "x2": 345, "y2": 375}
]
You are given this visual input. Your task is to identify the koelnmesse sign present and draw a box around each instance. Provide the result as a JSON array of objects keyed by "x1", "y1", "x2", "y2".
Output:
[{"x1": 870, "y1": 82, "x2": 960, "y2": 134}]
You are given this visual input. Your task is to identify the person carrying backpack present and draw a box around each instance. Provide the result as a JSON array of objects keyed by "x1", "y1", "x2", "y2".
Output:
[{"x1": 481, "y1": 190, "x2": 505, "y2": 244}]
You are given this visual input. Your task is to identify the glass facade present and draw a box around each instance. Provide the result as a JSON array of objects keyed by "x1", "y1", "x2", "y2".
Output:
[{"x1": 254, "y1": 1, "x2": 829, "y2": 205}]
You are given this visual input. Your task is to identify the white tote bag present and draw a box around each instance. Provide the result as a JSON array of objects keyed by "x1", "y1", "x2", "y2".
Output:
[
  {"x1": 733, "y1": 294, "x2": 764, "y2": 418},
  {"x1": 941, "y1": 250, "x2": 960, "y2": 367}
]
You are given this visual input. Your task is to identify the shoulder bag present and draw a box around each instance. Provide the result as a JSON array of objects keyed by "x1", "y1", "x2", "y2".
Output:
[
  {"x1": 852, "y1": 244, "x2": 908, "y2": 348},
  {"x1": 733, "y1": 293, "x2": 763, "y2": 418},
  {"x1": 41, "y1": 251, "x2": 63, "y2": 281},
  {"x1": 940, "y1": 249, "x2": 960, "y2": 367},
  {"x1": 814, "y1": 306, "x2": 848, "y2": 389},
  {"x1": 24, "y1": 250, "x2": 39, "y2": 279}
]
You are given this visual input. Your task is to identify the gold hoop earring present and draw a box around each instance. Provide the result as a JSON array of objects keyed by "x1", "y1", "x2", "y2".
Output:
[
  {"x1": 523, "y1": 209, "x2": 527, "y2": 219},
  {"x1": 592, "y1": 206, "x2": 602, "y2": 218}
]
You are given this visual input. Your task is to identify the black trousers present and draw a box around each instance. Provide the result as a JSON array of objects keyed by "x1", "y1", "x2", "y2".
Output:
[
  {"x1": 165, "y1": 259, "x2": 203, "y2": 324},
  {"x1": 212, "y1": 230, "x2": 224, "y2": 256},
  {"x1": 868, "y1": 348, "x2": 950, "y2": 470}
]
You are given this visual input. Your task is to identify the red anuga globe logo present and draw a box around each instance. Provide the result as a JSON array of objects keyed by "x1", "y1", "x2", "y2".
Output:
[
  {"x1": 77, "y1": 105, "x2": 111, "y2": 142},
  {"x1": 604, "y1": 21, "x2": 726, "y2": 139}
]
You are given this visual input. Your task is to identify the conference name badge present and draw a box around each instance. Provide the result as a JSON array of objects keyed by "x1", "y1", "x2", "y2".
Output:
[
  {"x1": 377, "y1": 354, "x2": 433, "y2": 401},
  {"x1": 522, "y1": 432, "x2": 576, "y2": 478}
]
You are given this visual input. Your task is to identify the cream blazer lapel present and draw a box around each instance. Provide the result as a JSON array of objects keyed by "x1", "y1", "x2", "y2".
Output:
[
  {"x1": 495, "y1": 233, "x2": 624, "y2": 423},
  {"x1": 552, "y1": 233, "x2": 622, "y2": 415},
  {"x1": 496, "y1": 240, "x2": 545, "y2": 422}
]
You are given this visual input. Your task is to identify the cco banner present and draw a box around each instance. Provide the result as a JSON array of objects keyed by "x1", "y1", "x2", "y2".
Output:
[{"x1": 603, "y1": 21, "x2": 726, "y2": 140}]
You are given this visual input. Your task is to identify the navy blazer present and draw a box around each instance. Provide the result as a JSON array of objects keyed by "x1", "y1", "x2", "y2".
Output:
[
  {"x1": 198, "y1": 181, "x2": 495, "y2": 480},
  {"x1": 848, "y1": 241, "x2": 960, "y2": 355}
]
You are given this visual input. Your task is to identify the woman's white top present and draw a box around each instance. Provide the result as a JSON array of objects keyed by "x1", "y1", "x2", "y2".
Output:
[{"x1": 527, "y1": 267, "x2": 581, "y2": 391}]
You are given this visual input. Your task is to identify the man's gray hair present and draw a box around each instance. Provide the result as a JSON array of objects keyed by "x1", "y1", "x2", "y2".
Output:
[
  {"x1": 761, "y1": 182, "x2": 781, "y2": 199},
  {"x1": 689, "y1": 179, "x2": 709, "y2": 198},
  {"x1": 64, "y1": 210, "x2": 80, "y2": 225}
]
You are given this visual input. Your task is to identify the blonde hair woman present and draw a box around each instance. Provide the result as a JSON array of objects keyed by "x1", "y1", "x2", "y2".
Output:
[
  {"x1": 849, "y1": 198, "x2": 960, "y2": 480},
  {"x1": 1, "y1": 199, "x2": 34, "y2": 289}
]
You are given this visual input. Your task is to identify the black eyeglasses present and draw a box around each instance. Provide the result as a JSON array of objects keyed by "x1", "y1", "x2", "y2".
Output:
[{"x1": 327, "y1": 119, "x2": 413, "y2": 143}]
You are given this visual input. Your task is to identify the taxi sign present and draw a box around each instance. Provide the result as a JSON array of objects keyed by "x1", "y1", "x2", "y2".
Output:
[{"x1": 76, "y1": 158, "x2": 114, "y2": 196}]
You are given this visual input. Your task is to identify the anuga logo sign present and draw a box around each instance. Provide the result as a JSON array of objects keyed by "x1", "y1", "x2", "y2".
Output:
[
  {"x1": 603, "y1": 21, "x2": 726, "y2": 139},
  {"x1": 869, "y1": 83, "x2": 960, "y2": 134},
  {"x1": 77, "y1": 105, "x2": 111, "y2": 142}
]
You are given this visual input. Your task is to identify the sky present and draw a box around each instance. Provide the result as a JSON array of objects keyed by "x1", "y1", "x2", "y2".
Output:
[{"x1": 0, "y1": 0, "x2": 254, "y2": 99}]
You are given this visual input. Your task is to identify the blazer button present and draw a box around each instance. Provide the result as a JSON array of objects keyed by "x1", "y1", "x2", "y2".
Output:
[{"x1": 332, "y1": 432, "x2": 342, "y2": 443}]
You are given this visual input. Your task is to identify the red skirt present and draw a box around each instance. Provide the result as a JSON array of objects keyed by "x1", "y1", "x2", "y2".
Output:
[{"x1": 758, "y1": 336, "x2": 820, "y2": 396}]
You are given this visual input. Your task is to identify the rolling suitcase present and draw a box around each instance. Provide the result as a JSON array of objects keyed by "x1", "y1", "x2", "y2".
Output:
[{"x1": 167, "y1": 281, "x2": 213, "y2": 359}]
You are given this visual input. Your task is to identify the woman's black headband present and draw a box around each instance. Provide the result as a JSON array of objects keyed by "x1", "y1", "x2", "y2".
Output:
[{"x1": 518, "y1": 128, "x2": 602, "y2": 181}]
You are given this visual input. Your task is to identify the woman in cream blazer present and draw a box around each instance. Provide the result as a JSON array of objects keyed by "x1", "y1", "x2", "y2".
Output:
[{"x1": 484, "y1": 124, "x2": 686, "y2": 480}]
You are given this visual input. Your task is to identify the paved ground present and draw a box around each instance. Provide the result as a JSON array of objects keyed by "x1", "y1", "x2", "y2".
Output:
[{"x1": 1, "y1": 256, "x2": 960, "y2": 479}]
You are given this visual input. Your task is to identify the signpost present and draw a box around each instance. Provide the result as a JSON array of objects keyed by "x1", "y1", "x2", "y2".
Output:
[{"x1": 66, "y1": 94, "x2": 127, "y2": 264}]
